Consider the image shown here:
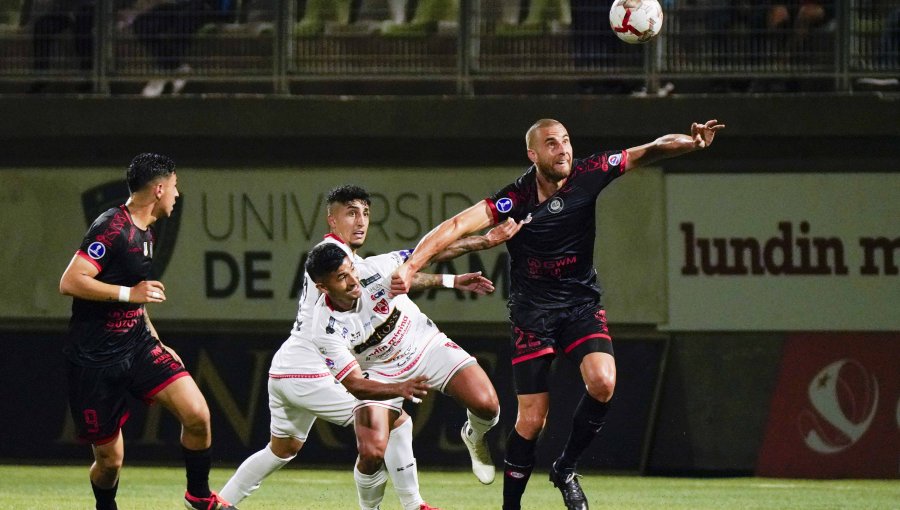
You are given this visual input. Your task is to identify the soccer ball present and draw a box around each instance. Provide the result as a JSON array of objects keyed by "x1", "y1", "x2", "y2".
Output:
[{"x1": 609, "y1": 0, "x2": 664, "y2": 44}]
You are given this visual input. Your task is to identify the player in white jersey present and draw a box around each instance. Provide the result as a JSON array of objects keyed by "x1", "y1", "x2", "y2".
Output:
[
  {"x1": 220, "y1": 185, "x2": 520, "y2": 510},
  {"x1": 305, "y1": 242, "x2": 504, "y2": 510}
]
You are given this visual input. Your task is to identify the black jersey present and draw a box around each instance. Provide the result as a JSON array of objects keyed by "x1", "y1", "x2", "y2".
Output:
[
  {"x1": 65, "y1": 205, "x2": 157, "y2": 366},
  {"x1": 487, "y1": 150, "x2": 627, "y2": 309}
]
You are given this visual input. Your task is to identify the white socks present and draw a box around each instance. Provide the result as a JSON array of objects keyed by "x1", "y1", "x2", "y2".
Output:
[
  {"x1": 466, "y1": 409, "x2": 499, "y2": 440},
  {"x1": 384, "y1": 418, "x2": 423, "y2": 510},
  {"x1": 354, "y1": 463, "x2": 388, "y2": 510},
  {"x1": 219, "y1": 443, "x2": 293, "y2": 504}
]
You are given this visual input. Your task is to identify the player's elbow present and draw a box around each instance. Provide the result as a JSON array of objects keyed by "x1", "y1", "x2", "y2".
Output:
[{"x1": 59, "y1": 274, "x2": 75, "y2": 296}]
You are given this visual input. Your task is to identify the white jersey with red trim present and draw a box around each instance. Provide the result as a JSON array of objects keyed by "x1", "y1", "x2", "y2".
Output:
[
  {"x1": 309, "y1": 251, "x2": 442, "y2": 382},
  {"x1": 268, "y1": 234, "x2": 359, "y2": 376}
]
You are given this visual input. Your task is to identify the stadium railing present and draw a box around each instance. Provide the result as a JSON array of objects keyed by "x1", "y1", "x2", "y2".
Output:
[{"x1": 0, "y1": 0, "x2": 896, "y2": 95}]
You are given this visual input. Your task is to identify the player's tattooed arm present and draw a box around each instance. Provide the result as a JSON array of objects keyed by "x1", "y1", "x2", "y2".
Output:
[
  {"x1": 430, "y1": 218, "x2": 523, "y2": 263},
  {"x1": 410, "y1": 273, "x2": 442, "y2": 290},
  {"x1": 410, "y1": 271, "x2": 495, "y2": 295}
]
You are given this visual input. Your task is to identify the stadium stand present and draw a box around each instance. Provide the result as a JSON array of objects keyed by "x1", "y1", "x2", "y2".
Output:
[{"x1": 0, "y1": 0, "x2": 896, "y2": 95}]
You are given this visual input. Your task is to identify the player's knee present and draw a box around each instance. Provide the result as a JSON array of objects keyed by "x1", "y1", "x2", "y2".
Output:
[
  {"x1": 357, "y1": 442, "x2": 386, "y2": 466},
  {"x1": 180, "y1": 403, "x2": 212, "y2": 436},
  {"x1": 474, "y1": 393, "x2": 500, "y2": 420},
  {"x1": 585, "y1": 374, "x2": 615, "y2": 402},
  {"x1": 270, "y1": 437, "x2": 303, "y2": 458},
  {"x1": 515, "y1": 414, "x2": 546, "y2": 439},
  {"x1": 95, "y1": 455, "x2": 124, "y2": 475}
]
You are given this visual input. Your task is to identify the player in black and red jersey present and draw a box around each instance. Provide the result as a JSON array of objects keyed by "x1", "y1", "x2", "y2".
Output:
[
  {"x1": 391, "y1": 119, "x2": 724, "y2": 510},
  {"x1": 59, "y1": 153, "x2": 237, "y2": 510}
]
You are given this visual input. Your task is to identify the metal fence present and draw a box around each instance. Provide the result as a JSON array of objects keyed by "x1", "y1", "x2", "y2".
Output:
[{"x1": 1, "y1": 0, "x2": 897, "y2": 94}]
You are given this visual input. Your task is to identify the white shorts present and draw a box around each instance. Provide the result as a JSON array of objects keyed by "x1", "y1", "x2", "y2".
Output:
[
  {"x1": 268, "y1": 374, "x2": 357, "y2": 442},
  {"x1": 357, "y1": 334, "x2": 477, "y2": 412}
]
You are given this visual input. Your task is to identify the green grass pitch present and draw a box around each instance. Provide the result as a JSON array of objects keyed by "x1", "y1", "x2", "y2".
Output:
[{"x1": 1, "y1": 465, "x2": 896, "y2": 509}]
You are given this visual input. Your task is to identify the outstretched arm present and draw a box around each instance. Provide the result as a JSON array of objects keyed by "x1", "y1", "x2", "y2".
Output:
[
  {"x1": 430, "y1": 217, "x2": 523, "y2": 263},
  {"x1": 625, "y1": 119, "x2": 725, "y2": 172},
  {"x1": 391, "y1": 200, "x2": 496, "y2": 295}
]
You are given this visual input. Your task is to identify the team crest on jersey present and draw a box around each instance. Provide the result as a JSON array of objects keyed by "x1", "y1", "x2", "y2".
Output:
[
  {"x1": 370, "y1": 288, "x2": 386, "y2": 300},
  {"x1": 361, "y1": 274, "x2": 381, "y2": 287},
  {"x1": 325, "y1": 316, "x2": 336, "y2": 334},
  {"x1": 496, "y1": 197, "x2": 513, "y2": 213},
  {"x1": 608, "y1": 153, "x2": 622, "y2": 167},
  {"x1": 87, "y1": 241, "x2": 106, "y2": 259},
  {"x1": 548, "y1": 197, "x2": 564, "y2": 214},
  {"x1": 324, "y1": 357, "x2": 335, "y2": 369},
  {"x1": 373, "y1": 298, "x2": 389, "y2": 315}
]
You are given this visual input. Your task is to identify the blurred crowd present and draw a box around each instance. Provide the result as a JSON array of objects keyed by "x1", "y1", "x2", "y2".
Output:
[{"x1": 0, "y1": 0, "x2": 896, "y2": 94}]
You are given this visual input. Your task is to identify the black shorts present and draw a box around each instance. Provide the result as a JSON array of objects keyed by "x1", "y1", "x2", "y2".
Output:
[
  {"x1": 509, "y1": 300, "x2": 614, "y2": 395},
  {"x1": 66, "y1": 337, "x2": 188, "y2": 444}
]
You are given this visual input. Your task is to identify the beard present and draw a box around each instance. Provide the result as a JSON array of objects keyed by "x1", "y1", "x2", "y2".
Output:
[{"x1": 537, "y1": 159, "x2": 571, "y2": 181}]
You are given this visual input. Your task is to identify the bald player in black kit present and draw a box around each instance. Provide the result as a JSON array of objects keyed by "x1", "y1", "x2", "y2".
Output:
[{"x1": 391, "y1": 118, "x2": 724, "y2": 510}]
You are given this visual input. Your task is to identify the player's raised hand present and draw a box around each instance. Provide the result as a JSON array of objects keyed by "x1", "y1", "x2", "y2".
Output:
[
  {"x1": 132, "y1": 280, "x2": 166, "y2": 303},
  {"x1": 453, "y1": 271, "x2": 495, "y2": 295},
  {"x1": 390, "y1": 263, "x2": 415, "y2": 296},
  {"x1": 484, "y1": 217, "x2": 525, "y2": 247},
  {"x1": 691, "y1": 119, "x2": 725, "y2": 149},
  {"x1": 399, "y1": 376, "x2": 430, "y2": 404}
]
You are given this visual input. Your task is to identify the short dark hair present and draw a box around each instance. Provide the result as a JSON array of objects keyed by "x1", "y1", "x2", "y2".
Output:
[
  {"x1": 326, "y1": 185, "x2": 370, "y2": 208},
  {"x1": 306, "y1": 243, "x2": 349, "y2": 283},
  {"x1": 126, "y1": 153, "x2": 176, "y2": 194}
]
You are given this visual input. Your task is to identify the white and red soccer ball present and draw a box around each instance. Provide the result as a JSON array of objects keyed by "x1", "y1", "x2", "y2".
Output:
[{"x1": 609, "y1": 0, "x2": 664, "y2": 44}]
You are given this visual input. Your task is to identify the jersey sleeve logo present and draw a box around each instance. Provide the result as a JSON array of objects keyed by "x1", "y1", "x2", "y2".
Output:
[
  {"x1": 608, "y1": 153, "x2": 622, "y2": 167},
  {"x1": 87, "y1": 241, "x2": 107, "y2": 260},
  {"x1": 496, "y1": 197, "x2": 514, "y2": 213}
]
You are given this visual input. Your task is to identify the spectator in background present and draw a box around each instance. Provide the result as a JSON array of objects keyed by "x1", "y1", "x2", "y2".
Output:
[
  {"x1": 767, "y1": 0, "x2": 833, "y2": 35},
  {"x1": 767, "y1": 1, "x2": 834, "y2": 63},
  {"x1": 22, "y1": 0, "x2": 95, "y2": 92},
  {"x1": 131, "y1": 0, "x2": 232, "y2": 97}
]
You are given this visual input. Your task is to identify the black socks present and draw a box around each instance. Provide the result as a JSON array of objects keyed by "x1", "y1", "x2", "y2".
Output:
[
  {"x1": 183, "y1": 446, "x2": 212, "y2": 498},
  {"x1": 502, "y1": 429, "x2": 538, "y2": 510},
  {"x1": 557, "y1": 394, "x2": 609, "y2": 471},
  {"x1": 91, "y1": 480, "x2": 118, "y2": 510}
]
